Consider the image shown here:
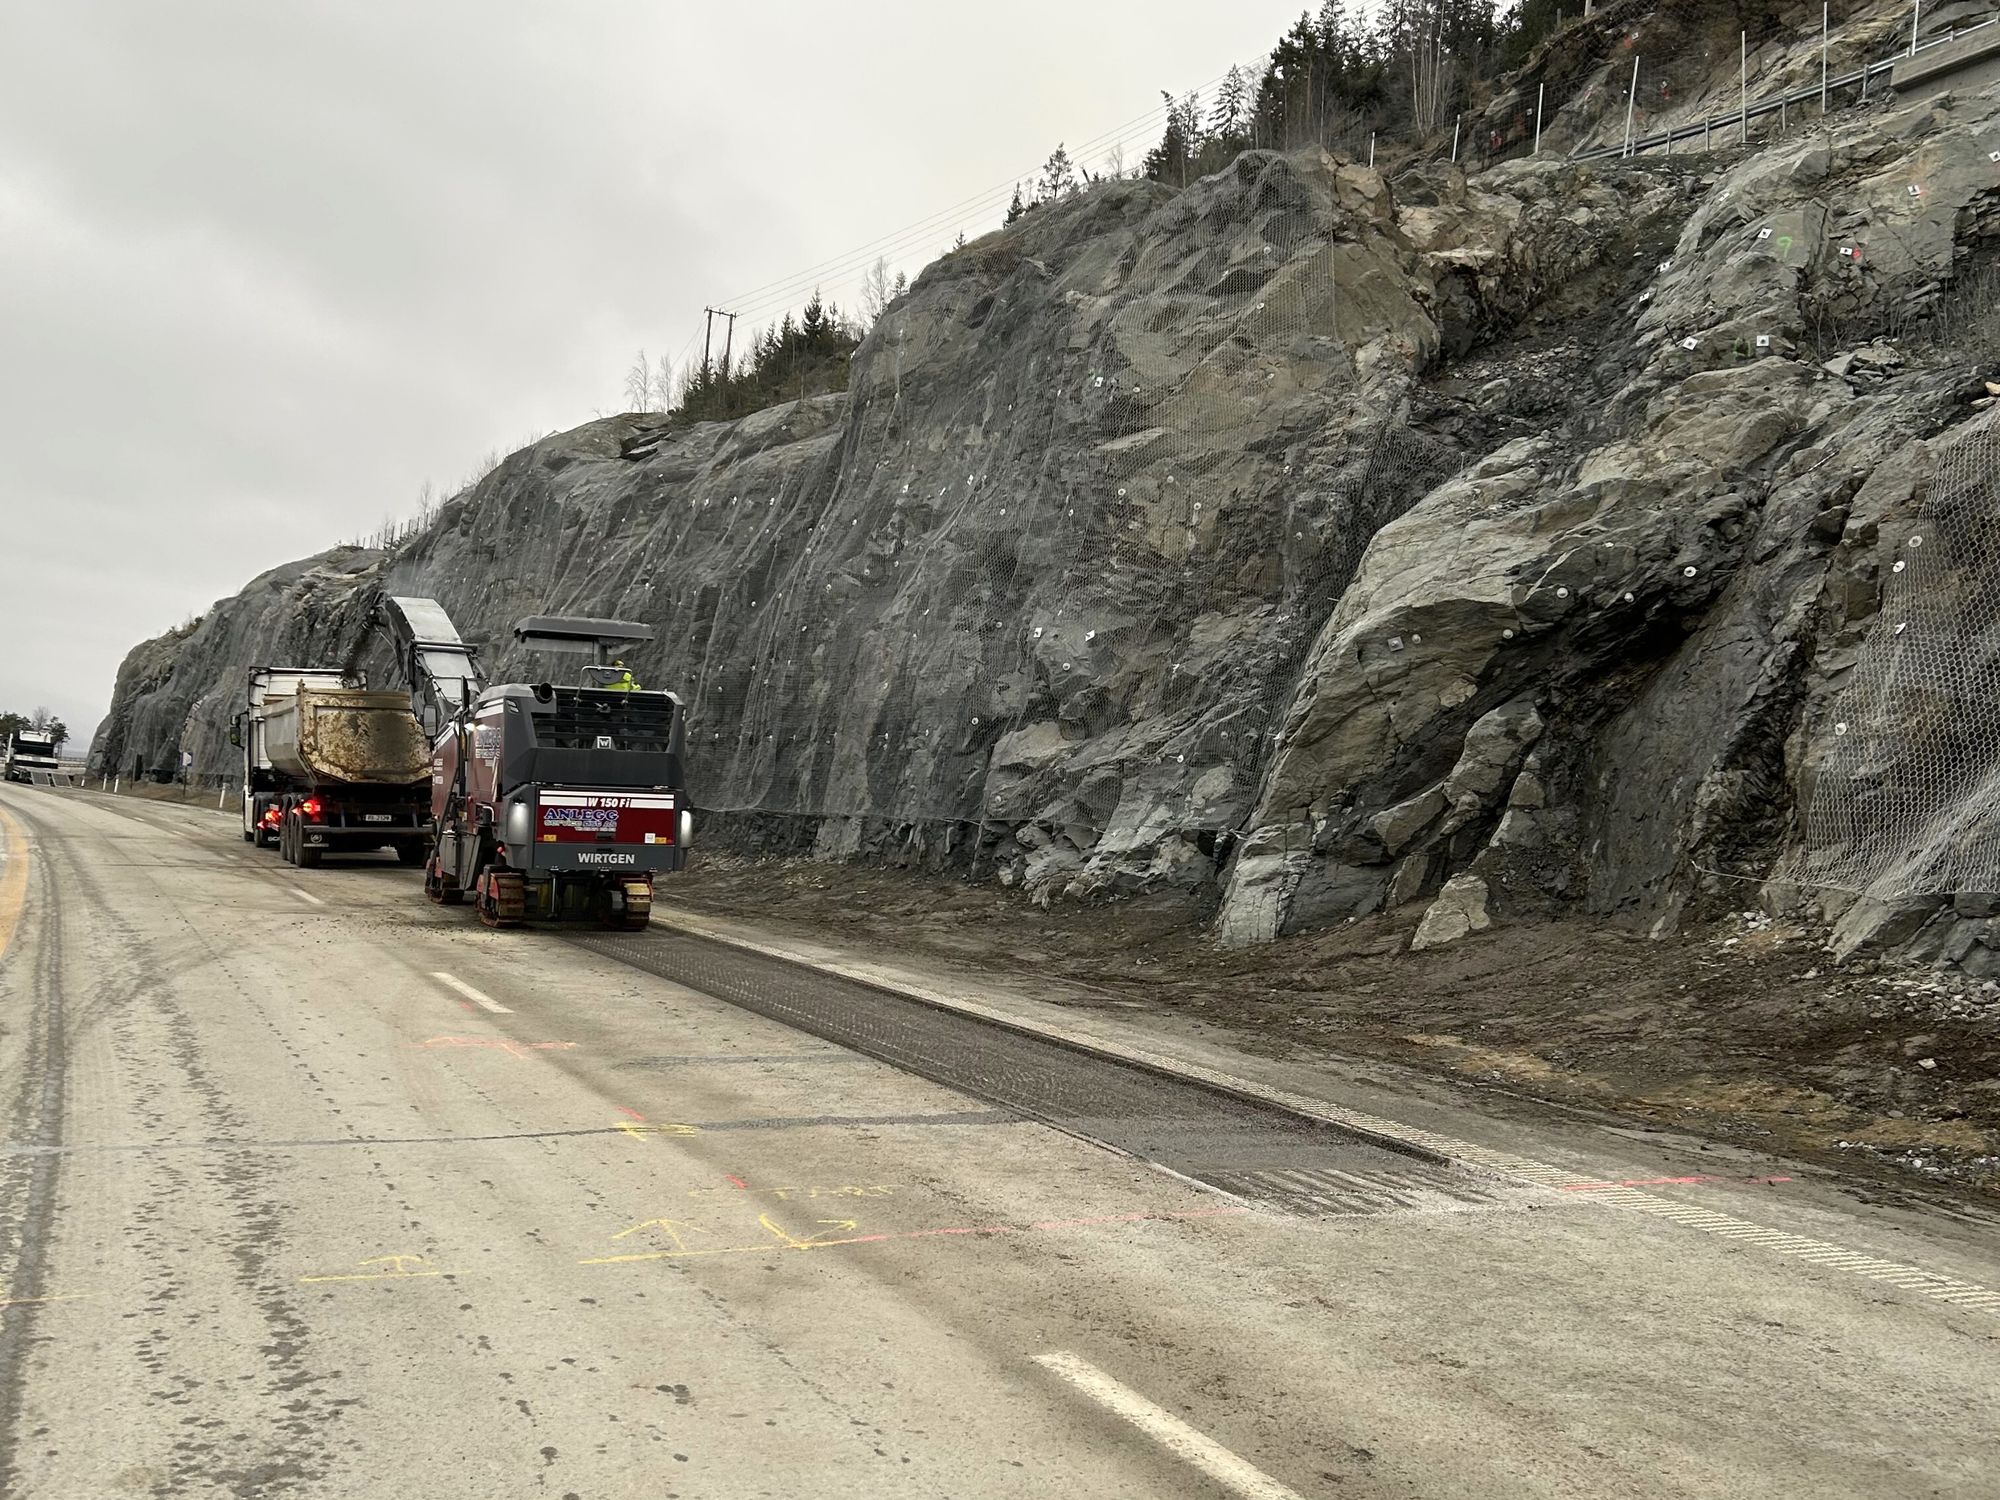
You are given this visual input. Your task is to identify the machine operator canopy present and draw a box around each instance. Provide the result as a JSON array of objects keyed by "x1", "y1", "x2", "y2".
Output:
[{"x1": 512, "y1": 615, "x2": 656, "y2": 663}]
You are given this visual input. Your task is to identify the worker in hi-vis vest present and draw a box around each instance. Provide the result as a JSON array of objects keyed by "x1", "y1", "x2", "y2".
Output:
[{"x1": 602, "y1": 661, "x2": 638, "y2": 691}]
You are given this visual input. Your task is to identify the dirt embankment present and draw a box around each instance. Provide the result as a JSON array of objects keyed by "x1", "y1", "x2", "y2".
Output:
[{"x1": 671, "y1": 854, "x2": 2000, "y2": 1203}]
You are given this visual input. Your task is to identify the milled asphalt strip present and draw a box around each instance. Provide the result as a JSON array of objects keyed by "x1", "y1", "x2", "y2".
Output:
[
  {"x1": 649, "y1": 908, "x2": 2000, "y2": 1318},
  {"x1": 1032, "y1": 1351, "x2": 1308, "y2": 1500}
]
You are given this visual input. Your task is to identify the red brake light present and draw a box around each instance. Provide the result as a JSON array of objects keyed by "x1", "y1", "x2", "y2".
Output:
[
  {"x1": 299, "y1": 797, "x2": 323, "y2": 819},
  {"x1": 261, "y1": 807, "x2": 281, "y2": 827}
]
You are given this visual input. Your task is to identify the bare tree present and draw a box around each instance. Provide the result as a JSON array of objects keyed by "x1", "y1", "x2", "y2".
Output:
[
  {"x1": 649, "y1": 353, "x2": 674, "y2": 412},
  {"x1": 1103, "y1": 141, "x2": 1127, "y2": 179},
  {"x1": 623, "y1": 349, "x2": 652, "y2": 412},
  {"x1": 1410, "y1": 15, "x2": 1451, "y2": 139},
  {"x1": 860, "y1": 255, "x2": 896, "y2": 325}
]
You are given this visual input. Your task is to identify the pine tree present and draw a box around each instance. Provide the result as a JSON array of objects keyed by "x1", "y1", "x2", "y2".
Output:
[
  {"x1": 1179, "y1": 92, "x2": 1204, "y2": 153},
  {"x1": 1005, "y1": 184, "x2": 1027, "y2": 223},
  {"x1": 1316, "y1": 0, "x2": 1347, "y2": 53},
  {"x1": 1143, "y1": 90, "x2": 1193, "y2": 185},
  {"x1": 1212, "y1": 64, "x2": 1250, "y2": 144},
  {"x1": 1038, "y1": 144, "x2": 1077, "y2": 201},
  {"x1": 800, "y1": 289, "x2": 832, "y2": 352}
]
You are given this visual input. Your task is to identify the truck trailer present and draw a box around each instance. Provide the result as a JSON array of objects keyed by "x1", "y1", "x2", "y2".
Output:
[
  {"x1": 232, "y1": 669, "x2": 432, "y2": 867},
  {"x1": 2, "y1": 730, "x2": 60, "y2": 784}
]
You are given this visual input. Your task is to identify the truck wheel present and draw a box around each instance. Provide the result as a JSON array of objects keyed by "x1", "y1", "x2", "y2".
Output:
[
  {"x1": 279, "y1": 820, "x2": 296, "y2": 864},
  {"x1": 296, "y1": 837, "x2": 322, "y2": 870},
  {"x1": 241, "y1": 829, "x2": 255, "y2": 843}
]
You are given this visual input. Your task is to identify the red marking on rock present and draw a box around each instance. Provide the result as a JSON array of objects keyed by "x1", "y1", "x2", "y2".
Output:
[
  {"x1": 616, "y1": 1106, "x2": 647, "y2": 1121},
  {"x1": 725, "y1": 1175, "x2": 748, "y2": 1190}
]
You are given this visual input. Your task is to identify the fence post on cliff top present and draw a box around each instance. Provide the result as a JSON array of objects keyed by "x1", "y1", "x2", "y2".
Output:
[
  {"x1": 1623, "y1": 55, "x2": 1639, "y2": 156},
  {"x1": 1741, "y1": 31, "x2": 1749, "y2": 144}
]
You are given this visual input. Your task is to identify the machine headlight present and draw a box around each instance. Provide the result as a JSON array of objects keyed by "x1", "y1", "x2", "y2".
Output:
[
  {"x1": 504, "y1": 799, "x2": 533, "y2": 847},
  {"x1": 678, "y1": 809, "x2": 694, "y2": 849}
]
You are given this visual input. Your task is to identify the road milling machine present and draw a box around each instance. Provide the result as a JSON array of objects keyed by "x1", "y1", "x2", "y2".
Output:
[{"x1": 383, "y1": 596, "x2": 692, "y2": 930}]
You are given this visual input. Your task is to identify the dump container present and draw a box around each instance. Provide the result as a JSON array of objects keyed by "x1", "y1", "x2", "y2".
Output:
[{"x1": 261, "y1": 688, "x2": 431, "y2": 787}]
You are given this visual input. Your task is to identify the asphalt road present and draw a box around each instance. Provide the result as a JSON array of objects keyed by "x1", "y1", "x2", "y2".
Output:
[{"x1": 2, "y1": 783, "x2": 1997, "y2": 1499}]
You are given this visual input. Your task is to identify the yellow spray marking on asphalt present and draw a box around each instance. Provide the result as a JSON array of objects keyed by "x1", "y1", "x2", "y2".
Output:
[
  {"x1": 684, "y1": 1183, "x2": 896, "y2": 1201},
  {"x1": 0, "y1": 801, "x2": 30, "y2": 968},
  {"x1": 0, "y1": 1289, "x2": 88, "y2": 1308},
  {"x1": 575, "y1": 1205, "x2": 1248, "y2": 1266},
  {"x1": 299, "y1": 1254, "x2": 448, "y2": 1284},
  {"x1": 614, "y1": 1119, "x2": 701, "y2": 1141},
  {"x1": 610, "y1": 1219, "x2": 713, "y2": 1253}
]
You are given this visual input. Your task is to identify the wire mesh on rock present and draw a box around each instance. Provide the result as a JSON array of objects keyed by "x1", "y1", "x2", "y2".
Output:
[
  {"x1": 1797, "y1": 417, "x2": 2000, "y2": 901},
  {"x1": 677, "y1": 157, "x2": 1467, "y2": 876}
]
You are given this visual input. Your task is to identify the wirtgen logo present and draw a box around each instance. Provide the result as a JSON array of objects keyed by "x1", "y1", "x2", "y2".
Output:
[{"x1": 575, "y1": 852, "x2": 638, "y2": 865}]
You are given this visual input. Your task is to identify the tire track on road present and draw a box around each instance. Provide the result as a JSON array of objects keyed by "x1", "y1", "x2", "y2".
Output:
[{"x1": 0, "y1": 796, "x2": 72, "y2": 1499}]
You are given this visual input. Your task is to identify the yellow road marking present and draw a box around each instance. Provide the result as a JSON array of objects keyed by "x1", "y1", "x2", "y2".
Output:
[{"x1": 0, "y1": 800, "x2": 29, "y2": 968}]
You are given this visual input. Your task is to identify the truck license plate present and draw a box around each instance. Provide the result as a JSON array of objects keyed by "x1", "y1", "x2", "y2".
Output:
[{"x1": 363, "y1": 814, "x2": 394, "y2": 823}]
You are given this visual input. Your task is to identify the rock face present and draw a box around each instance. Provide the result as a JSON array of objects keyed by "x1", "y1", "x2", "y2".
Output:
[{"x1": 96, "y1": 45, "x2": 2000, "y2": 959}]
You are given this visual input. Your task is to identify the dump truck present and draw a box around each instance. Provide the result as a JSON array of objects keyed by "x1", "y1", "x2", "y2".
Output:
[
  {"x1": 232, "y1": 668, "x2": 432, "y2": 867},
  {"x1": 383, "y1": 596, "x2": 692, "y2": 929},
  {"x1": 3, "y1": 730, "x2": 60, "y2": 784}
]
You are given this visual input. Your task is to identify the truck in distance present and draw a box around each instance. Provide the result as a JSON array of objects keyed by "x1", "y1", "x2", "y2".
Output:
[
  {"x1": 2, "y1": 730, "x2": 61, "y2": 784},
  {"x1": 231, "y1": 668, "x2": 432, "y2": 867}
]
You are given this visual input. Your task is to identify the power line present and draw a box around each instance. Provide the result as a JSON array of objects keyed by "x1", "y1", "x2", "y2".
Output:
[
  {"x1": 716, "y1": 66, "x2": 1247, "y2": 323},
  {"x1": 719, "y1": 67, "x2": 1236, "y2": 310}
]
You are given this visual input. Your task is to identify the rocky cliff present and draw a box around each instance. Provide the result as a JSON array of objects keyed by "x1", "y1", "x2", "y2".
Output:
[{"x1": 95, "y1": 15, "x2": 2000, "y2": 961}]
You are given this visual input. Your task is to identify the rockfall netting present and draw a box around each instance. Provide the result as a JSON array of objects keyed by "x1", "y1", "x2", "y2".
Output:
[
  {"x1": 674, "y1": 180, "x2": 1464, "y2": 850},
  {"x1": 1797, "y1": 417, "x2": 2000, "y2": 900}
]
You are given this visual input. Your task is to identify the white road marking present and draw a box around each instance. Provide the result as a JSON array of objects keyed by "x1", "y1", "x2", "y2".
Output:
[
  {"x1": 1033, "y1": 1351, "x2": 1307, "y2": 1500},
  {"x1": 288, "y1": 886, "x2": 325, "y2": 907},
  {"x1": 431, "y1": 971, "x2": 511, "y2": 1014},
  {"x1": 1143, "y1": 1159, "x2": 1255, "y2": 1206}
]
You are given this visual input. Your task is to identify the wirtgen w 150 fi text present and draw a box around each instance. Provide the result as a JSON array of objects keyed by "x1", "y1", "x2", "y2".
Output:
[{"x1": 384, "y1": 596, "x2": 692, "y2": 930}]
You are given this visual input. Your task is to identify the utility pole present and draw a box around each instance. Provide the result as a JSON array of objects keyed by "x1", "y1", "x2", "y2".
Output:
[{"x1": 703, "y1": 306, "x2": 738, "y2": 383}]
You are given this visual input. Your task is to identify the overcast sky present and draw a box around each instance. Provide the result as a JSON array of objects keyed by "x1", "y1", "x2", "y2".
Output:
[{"x1": 0, "y1": 0, "x2": 1295, "y2": 748}]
